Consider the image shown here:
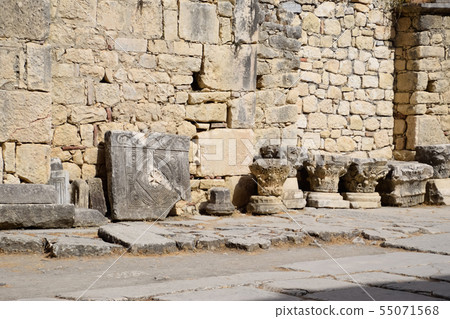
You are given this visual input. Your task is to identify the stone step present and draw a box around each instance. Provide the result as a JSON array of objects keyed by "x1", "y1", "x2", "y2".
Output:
[{"x1": 0, "y1": 184, "x2": 57, "y2": 204}]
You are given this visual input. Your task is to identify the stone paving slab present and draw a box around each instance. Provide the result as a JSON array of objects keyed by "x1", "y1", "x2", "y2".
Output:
[
  {"x1": 387, "y1": 263, "x2": 450, "y2": 282},
  {"x1": 98, "y1": 223, "x2": 177, "y2": 254},
  {"x1": 282, "y1": 252, "x2": 450, "y2": 276},
  {"x1": 382, "y1": 233, "x2": 450, "y2": 255},
  {"x1": 153, "y1": 286, "x2": 301, "y2": 301},
  {"x1": 73, "y1": 209, "x2": 109, "y2": 228},
  {"x1": 380, "y1": 280, "x2": 450, "y2": 300},
  {"x1": 304, "y1": 286, "x2": 444, "y2": 301},
  {"x1": 335, "y1": 272, "x2": 419, "y2": 286},
  {"x1": 262, "y1": 278, "x2": 359, "y2": 297},
  {"x1": 57, "y1": 271, "x2": 316, "y2": 301}
]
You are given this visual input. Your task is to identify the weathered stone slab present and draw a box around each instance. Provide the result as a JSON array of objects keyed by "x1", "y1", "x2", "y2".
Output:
[
  {"x1": 380, "y1": 280, "x2": 450, "y2": 300},
  {"x1": 0, "y1": 0, "x2": 50, "y2": 40},
  {"x1": 154, "y1": 286, "x2": 300, "y2": 301},
  {"x1": 415, "y1": 144, "x2": 450, "y2": 179},
  {"x1": 263, "y1": 278, "x2": 358, "y2": 297},
  {"x1": 205, "y1": 187, "x2": 235, "y2": 216},
  {"x1": 88, "y1": 178, "x2": 108, "y2": 215},
  {"x1": 0, "y1": 233, "x2": 44, "y2": 253},
  {"x1": 0, "y1": 90, "x2": 52, "y2": 143},
  {"x1": 377, "y1": 161, "x2": 433, "y2": 207},
  {"x1": 16, "y1": 144, "x2": 51, "y2": 184},
  {"x1": 0, "y1": 184, "x2": 57, "y2": 204},
  {"x1": 406, "y1": 116, "x2": 448, "y2": 150},
  {"x1": 425, "y1": 179, "x2": 450, "y2": 205},
  {"x1": 342, "y1": 192, "x2": 381, "y2": 209},
  {"x1": 26, "y1": 43, "x2": 51, "y2": 92},
  {"x1": 382, "y1": 233, "x2": 450, "y2": 255},
  {"x1": 282, "y1": 190, "x2": 306, "y2": 209},
  {"x1": 194, "y1": 129, "x2": 256, "y2": 177},
  {"x1": 46, "y1": 237, "x2": 123, "y2": 258},
  {"x1": 74, "y1": 208, "x2": 109, "y2": 228},
  {"x1": 0, "y1": 204, "x2": 74, "y2": 230},
  {"x1": 227, "y1": 93, "x2": 256, "y2": 129},
  {"x1": 48, "y1": 158, "x2": 70, "y2": 205},
  {"x1": 307, "y1": 192, "x2": 350, "y2": 209},
  {"x1": 105, "y1": 131, "x2": 190, "y2": 221},
  {"x1": 200, "y1": 44, "x2": 257, "y2": 91},
  {"x1": 98, "y1": 223, "x2": 178, "y2": 254},
  {"x1": 234, "y1": 0, "x2": 260, "y2": 44},
  {"x1": 179, "y1": 1, "x2": 219, "y2": 44}
]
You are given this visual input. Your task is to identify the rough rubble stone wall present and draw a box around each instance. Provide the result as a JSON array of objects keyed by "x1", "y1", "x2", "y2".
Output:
[
  {"x1": 256, "y1": 0, "x2": 395, "y2": 159},
  {"x1": 1, "y1": 0, "x2": 396, "y2": 188},
  {"x1": 394, "y1": 9, "x2": 450, "y2": 161},
  {"x1": 0, "y1": 0, "x2": 53, "y2": 184}
]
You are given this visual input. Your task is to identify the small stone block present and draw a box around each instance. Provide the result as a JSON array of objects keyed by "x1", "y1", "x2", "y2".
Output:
[
  {"x1": 307, "y1": 192, "x2": 350, "y2": 209},
  {"x1": 88, "y1": 178, "x2": 108, "y2": 215},
  {"x1": 425, "y1": 179, "x2": 450, "y2": 205},
  {"x1": 342, "y1": 192, "x2": 381, "y2": 209},
  {"x1": 205, "y1": 187, "x2": 235, "y2": 216},
  {"x1": 74, "y1": 208, "x2": 109, "y2": 228}
]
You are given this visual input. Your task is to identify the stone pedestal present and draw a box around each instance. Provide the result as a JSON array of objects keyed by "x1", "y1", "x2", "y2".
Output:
[
  {"x1": 342, "y1": 193, "x2": 381, "y2": 209},
  {"x1": 282, "y1": 177, "x2": 306, "y2": 209},
  {"x1": 377, "y1": 161, "x2": 434, "y2": 207},
  {"x1": 425, "y1": 179, "x2": 450, "y2": 205},
  {"x1": 71, "y1": 179, "x2": 89, "y2": 209},
  {"x1": 415, "y1": 144, "x2": 450, "y2": 179},
  {"x1": 307, "y1": 192, "x2": 350, "y2": 209},
  {"x1": 304, "y1": 155, "x2": 350, "y2": 193},
  {"x1": 247, "y1": 196, "x2": 286, "y2": 215},
  {"x1": 205, "y1": 187, "x2": 235, "y2": 216}
]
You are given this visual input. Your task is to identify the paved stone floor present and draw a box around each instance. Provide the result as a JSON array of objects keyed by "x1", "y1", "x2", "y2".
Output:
[{"x1": 0, "y1": 206, "x2": 449, "y2": 300}]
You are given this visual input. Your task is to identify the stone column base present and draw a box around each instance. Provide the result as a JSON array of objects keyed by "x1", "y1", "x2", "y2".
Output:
[
  {"x1": 247, "y1": 196, "x2": 287, "y2": 215},
  {"x1": 282, "y1": 190, "x2": 306, "y2": 209},
  {"x1": 307, "y1": 192, "x2": 350, "y2": 209},
  {"x1": 342, "y1": 192, "x2": 381, "y2": 209},
  {"x1": 381, "y1": 194, "x2": 425, "y2": 207},
  {"x1": 205, "y1": 202, "x2": 235, "y2": 216},
  {"x1": 426, "y1": 179, "x2": 450, "y2": 205}
]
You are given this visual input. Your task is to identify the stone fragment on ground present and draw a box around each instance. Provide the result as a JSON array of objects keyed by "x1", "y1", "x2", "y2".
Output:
[
  {"x1": 382, "y1": 233, "x2": 450, "y2": 255},
  {"x1": 74, "y1": 208, "x2": 109, "y2": 228},
  {"x1": 226, "y1": 237, "x2": 271, "y2": 251},
  {"x1": 45, "y1": 237, "x2": 123, "y2": 258},
  {"x1": 0, "y1": 233, "x2": 44, "y2": 253},
  {"x1": 98, "y1": 223, "x2": 178, "y2": 254}
]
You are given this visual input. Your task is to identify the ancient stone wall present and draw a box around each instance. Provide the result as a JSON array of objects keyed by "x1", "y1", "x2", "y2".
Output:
[
  {"x1": 0, "y1": 0, "x2": 53, "y2": 184},
  {"x1": 2, "y1": 0, "x2": 397, "y2": 187},
  {"x1": 394, "y1": 7, "x2": 450, "y2": 161}
]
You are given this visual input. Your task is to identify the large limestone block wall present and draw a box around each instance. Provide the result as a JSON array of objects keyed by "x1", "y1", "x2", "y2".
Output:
[
  {"x1": 1, "y1": 0, "x2": 396, "y2": 187},
  {"x1": 394, "y1": 6, "x2": 450, "y2": 161},
  {"x1": 0, "y1": 0, "x2": 53, "y2": 184}
]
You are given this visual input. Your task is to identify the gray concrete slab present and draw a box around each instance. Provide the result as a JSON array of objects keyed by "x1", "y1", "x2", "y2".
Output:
[
  {"x1": 154, "y1": 286, "x2": 302, "y2": 301},
  {"x1": 383, "y1": 233, "x2": 450, "y2": 255},
  {"x1": 387, "y1": 263, "x2": 450, "y2": 282}
]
